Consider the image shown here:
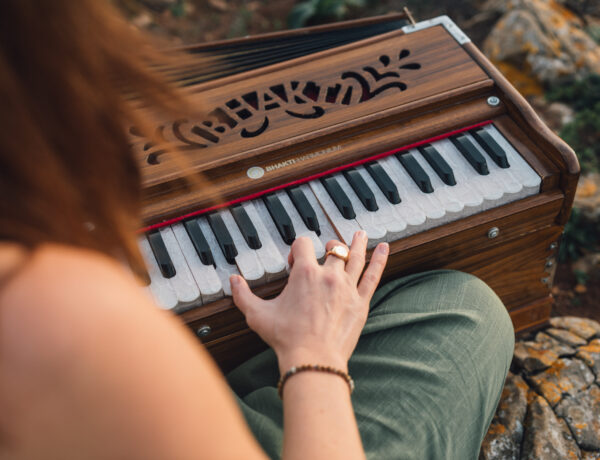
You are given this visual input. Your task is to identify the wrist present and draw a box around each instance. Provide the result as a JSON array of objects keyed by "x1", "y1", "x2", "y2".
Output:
[{"x1": 276, "y1": 347, "x2": 348, "y2": 375}]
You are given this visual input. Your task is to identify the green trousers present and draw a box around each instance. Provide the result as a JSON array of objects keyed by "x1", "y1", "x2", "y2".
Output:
[{"x1": 227, "y1": 270, "x2": 515, "y2": 459}]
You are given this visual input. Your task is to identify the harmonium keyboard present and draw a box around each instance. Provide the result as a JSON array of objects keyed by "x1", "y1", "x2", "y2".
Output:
[{"x1": 131, "y1": 12, "x2": 580, "y2": 371}]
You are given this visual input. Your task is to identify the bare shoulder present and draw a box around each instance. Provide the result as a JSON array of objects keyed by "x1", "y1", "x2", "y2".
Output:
[
  {"x1": 0, "y1": 245, "x2": 267, "y2": 459},
  {"x1": 0, "y1": 244, "x2": 163, "y2": 367}
]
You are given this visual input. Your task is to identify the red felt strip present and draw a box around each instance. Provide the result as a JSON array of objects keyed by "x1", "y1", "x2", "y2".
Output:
[{"x1": 140, "y1": 120, "x2": 493, "y2": 232}]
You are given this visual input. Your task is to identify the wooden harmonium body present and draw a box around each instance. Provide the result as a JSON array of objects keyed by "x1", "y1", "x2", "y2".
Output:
[{"x1": 132, "y1": 14, "x2": 580, "y2": 371}]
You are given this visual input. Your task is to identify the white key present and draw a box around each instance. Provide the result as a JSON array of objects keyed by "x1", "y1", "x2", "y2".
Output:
[
  {"x1": 410, "y1": 149, "x2": 465, "y2": 218},
  {"x1": 253, "y1": 198, "x2": 293, "y2": 272},
  {"x1": 240, "y1": 201, "x2": 287, "y2": 280},
  {"x1": 335, "y1": 173, "x2": 388, "y2": 247},
  {"x1": 275, "y1": 190, "x2": 325, "y2": 259},
  {"x1": 354, "y1": 166, "x2": 408, "y2": 242},
  {"x1": 158, "y1": 227, "x2": 201, "y2": 309},
  {"x1": 309, "y1": 179, "x2": 362, "y2": 246},
  {"x1": 138, "y1": 237, "x2": 178, "y2": 310},
  {"x1": 430, "y1": 140, "x2": 487, "y2": 209},
  {"x1": 464, "y1": 133, "x2": 523, "y2": 198},
  {"x1": 220, "y1": 209, "x2": 265, "y2": 286},
  {"x1": 436, "y1": 138, "x2": 503, "y2": 209},
  {"x1": 171, "y1": 223, "x2": 223, "y2": 303},
  {"x1": 484, "y1": 124, "x2": 541, "y2": 194},
  {"x1": 197, "y1": 217, "x2": 240, "y2": 296},
  {"x1": 299, "y1": 184, "x2": 340, "y2": 252},
  {"x1": 373, "y1": 159, "x2": 427, "y2": 232},
  {"x1": 425, "y1": 143, "x2": 485, "y2": 211},
  {"x1": 379, "y1": 155, "x2": 446, "y2": 224}
]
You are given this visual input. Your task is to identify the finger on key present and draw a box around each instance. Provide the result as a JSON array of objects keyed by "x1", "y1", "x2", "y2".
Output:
[
  {"x1": 358, "y1": 243, "x2": 389, "y2": 299},
  {"x1": 324, "y1": 239, "x2": 349, "y2": 269},
  {"x1": 288, "y1": 236, "x2": 317, "y2": 270},
  {"x1": 346, "y1": 230, "x2": 368, "y2": 281}
]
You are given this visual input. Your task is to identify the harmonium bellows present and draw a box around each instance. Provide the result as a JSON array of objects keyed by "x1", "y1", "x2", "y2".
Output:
[{"x1": 132, "y1": 13, "x2": 580, "y2": 371}]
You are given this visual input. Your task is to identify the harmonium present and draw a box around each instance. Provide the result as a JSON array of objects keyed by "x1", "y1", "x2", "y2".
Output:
[{"x1": 132, "y1": 12, "x2": 580, "y2": 371}]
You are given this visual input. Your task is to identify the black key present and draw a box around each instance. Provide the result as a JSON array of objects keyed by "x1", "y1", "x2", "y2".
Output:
[
  {"x1": 450, "y1": 134, "x2": 489, "y2": 175},
  {"x1": 418, "y1": 145, "x2": 456, "y2": 186},
  {"x1": 471, "y1": 129, "x2": 510, "y2": 168},
  {"x1": 343, "y1": 168, "x2": 378, "y2": 211},
  {"x1": 147, "y1": 230, "x2": 176, "y2": 278},
  {"x1": 263, "y1": 194, "x2": 296, "y2": 245},
  {"x1": 396, "y1": 153, "x2": 434, "y2": 193},
  {"x1": 365, "y1": 162, "x2": 400, "y2": 204},
  {"x1": 320, "y1": 176, "x2": 356, "y2": 219},
  {"x1": 287, "y1": 187, "x2": 320, "y2": 235},
  {"x1": 231, "y1": 205, "x2": 262, "y2": 250},
  {"x1": 207, "y1": 213, "x2": 238, "y2": 264},
  {"x1": 183, "y1": 219, "x2": 214, "y2": 266}
]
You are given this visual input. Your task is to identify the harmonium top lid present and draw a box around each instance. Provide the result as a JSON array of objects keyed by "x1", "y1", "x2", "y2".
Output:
[{"x1": 132, "y1": 14, "x2": 491, "y2": 226}]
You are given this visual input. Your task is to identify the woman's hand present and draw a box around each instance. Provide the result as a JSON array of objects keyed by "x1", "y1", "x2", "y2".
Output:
[{"x1": 230, "y1": 231, "x2": 389, "y2": 373}]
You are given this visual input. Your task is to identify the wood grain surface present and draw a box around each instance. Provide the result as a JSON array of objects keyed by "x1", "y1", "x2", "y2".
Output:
[{"x1": 135, "y1": 23, "x2": 580, "y2": 370}]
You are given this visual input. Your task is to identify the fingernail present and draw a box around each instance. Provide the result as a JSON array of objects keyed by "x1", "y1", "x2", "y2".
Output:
[
  {"x1": 358, "y1": 230, "x2": 367, "y2": 240},
  {"x1": 378, "y1": 242, "x2": 389, "y2": 254},
  {"x1": 230, "y1": 275, "x2": 240, "y2": 286}
]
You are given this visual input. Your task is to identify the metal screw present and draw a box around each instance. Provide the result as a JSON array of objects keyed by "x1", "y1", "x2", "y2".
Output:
[
  {"x1": 487, "y1": 227, "x2": 500, "y2": 239},
  {"x1": 196, "y1": 325, "x2": 212, "y2": 338},
  {"x1": 549, "y1": 243, "x2": 558, "y2": 251},
  {"x1": 541, "y1": 277, "x2": 550, "y2": 285},
  {"x1": 545, "y1": 260, "x2": 554, "y2": 269},
  {"x1": 487, "y1": 96, "x2": 500, "y2": 107}
]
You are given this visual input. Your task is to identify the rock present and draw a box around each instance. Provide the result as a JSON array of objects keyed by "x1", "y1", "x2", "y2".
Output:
[
  {"x1": 208, "y1": 0, "x2": 228, "y2": 12},
  {"x1": 132, "y1": 11, "x2": 153, "y2": 29},
  {"x1": 577, "y1": 339, "x2": 600, "y2": 381},
  {"x1": 546, "y1": 327, "x2": 588, "y2": 347},
  {"x1": 556, "y1": 385, "x2": 600, "y2": 450},
  {"x1": 514, "y1": 341, "x2": 559, "y2": 373},
  {"x1": 528, "y1": 358, "x2": 595, "y2": 406},
  {"x1": 559, "y1": 0, "x2": 600, "y2": 17},
  {"x1": 483, "y1": 0, "x2": 600, "y2": 88},
  {"x1": 480, "y1": 373, "x2": 529, "y2": 459},
  {"x1": 534, "y1": 331, "x2": 577, "y2": 357},
  {"x1": 546, "y1": 102, "x2": 576, "y2": 125},
  {"x1": 551, "y1": 316, "x2": 600, "y2": 341},
  {"x1": 522, "y1": 395, "x2": 581, "y2": 459},
  {"x1": 582, "y1": 450, "x2": 600, "y2": 460}
]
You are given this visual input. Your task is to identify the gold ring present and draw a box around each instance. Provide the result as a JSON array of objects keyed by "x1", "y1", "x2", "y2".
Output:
[{"x1": 325, "y1": 245, "x2": 350, "y2": 263}]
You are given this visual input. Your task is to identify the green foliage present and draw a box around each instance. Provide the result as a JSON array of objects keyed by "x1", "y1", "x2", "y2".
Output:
[
  {"x1": 170, "y1": 0, "x2": 186, "y2": 18},
  {"x1": 546, "y1": 74, "x2": 600, "y2": 111},
  {"x1": 588, "y1": 25, "x2": 600, "y2": 44},
  {"x1": 558, "y1": 105, "x2": 600, "y2": 173},
  {"x1": 558, "y1": 208, "x2": 600, "y2": 262},
  {"x1": 574, "y1": 269, "x2": 589, "y2": 286},
  {"x1": 288, "y1": 0, "x2": 365, "y2": 28},
  {"x1": 547, "y1": 74, "x2": 600, "y2": 174}
]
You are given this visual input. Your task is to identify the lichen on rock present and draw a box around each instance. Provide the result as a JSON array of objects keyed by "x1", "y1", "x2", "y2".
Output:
[
  {"x1": 521, "y1": 394, "x2": 581, "y2": 459},
  {"x1": 483, "y1": 0, "x2": 600, "y2": 91},
  {"x1": 555, "y1": 384, "x2": 600, "y2": 451}
]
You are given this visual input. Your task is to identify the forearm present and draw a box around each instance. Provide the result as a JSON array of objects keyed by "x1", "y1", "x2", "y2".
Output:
[{"x1": 279, "y1": 357, "x2": 366, "y2": 460}]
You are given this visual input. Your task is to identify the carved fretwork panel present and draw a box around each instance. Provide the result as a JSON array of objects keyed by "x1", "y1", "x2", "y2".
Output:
[{"x1": 134, "y1": 26, "x2": 489, "y2": 190}]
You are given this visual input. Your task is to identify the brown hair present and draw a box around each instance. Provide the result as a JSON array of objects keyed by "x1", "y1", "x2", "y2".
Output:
[{"x1": 0, "y1": 0, "x2": 186, "y2": 276}]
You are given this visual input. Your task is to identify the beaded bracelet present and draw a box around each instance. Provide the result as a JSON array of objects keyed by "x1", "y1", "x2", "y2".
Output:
[{"x1": 277, "y1": 364, "x2": 355, "y2": 399}]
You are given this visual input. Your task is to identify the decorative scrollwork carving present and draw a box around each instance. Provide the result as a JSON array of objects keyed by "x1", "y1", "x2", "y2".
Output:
[{"x1": 130, "y1": 49, "x2": 421, "y2": 165}]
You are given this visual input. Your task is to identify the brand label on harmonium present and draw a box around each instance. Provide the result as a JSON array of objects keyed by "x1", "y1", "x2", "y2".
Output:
[{"x1": 262, "y1": 145, "x2": 342, "y2": 175}]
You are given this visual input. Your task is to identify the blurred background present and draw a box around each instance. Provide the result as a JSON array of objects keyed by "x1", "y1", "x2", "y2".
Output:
[{"x1": 116, "y1": 0, "x2": 600, "y2": 319}]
